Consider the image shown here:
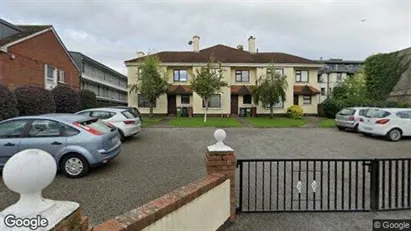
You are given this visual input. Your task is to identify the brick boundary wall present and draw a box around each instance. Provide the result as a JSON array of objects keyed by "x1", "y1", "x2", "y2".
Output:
[
  {"x1": 51, "y1": 207, "x2": 89, "y2": 231},
  {"x1": 92, "y1": 173, "x2": 229, "y2": 231}
]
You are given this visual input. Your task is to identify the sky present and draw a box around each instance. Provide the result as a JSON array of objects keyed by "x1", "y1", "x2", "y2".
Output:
[{"x1": 1, "y1": 0, "x2": 410, "y2": 75}]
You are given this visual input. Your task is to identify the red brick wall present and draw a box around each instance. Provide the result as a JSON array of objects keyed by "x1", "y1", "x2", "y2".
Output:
[{"x1": 0, "y1": 29, "x2": 79, "y2": 90}]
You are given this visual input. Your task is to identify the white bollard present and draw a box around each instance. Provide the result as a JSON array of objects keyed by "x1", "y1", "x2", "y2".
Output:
[{"x1": 0, "y1": 149, "x2": 79, "y2": 230}]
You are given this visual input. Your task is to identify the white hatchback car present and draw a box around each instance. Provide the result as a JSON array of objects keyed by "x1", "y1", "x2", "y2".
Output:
[
  {"x1": 358, "y1": 108, "x2": 411, "y2": 142},
  {"x1": 76, "y1": 108, "x2": 141, "y2": 141}
]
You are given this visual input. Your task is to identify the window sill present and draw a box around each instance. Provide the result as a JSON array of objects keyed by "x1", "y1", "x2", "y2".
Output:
[
  {"x1": 202, "y1": 108, "x2": 222, "y2": 110},
  {"x1": 58, "y1": 81, "x2": 66, "y2": 84}
]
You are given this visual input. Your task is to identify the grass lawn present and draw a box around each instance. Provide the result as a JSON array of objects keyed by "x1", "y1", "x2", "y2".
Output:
[
  {"x1": 168, "y1": 117, "x2": 241, "y2": 128},
  {"x1": 317, "y1": 119, "x2": 336, "y2": 128},
  {"x1": 245, "y1": 117, "x2": 306, "y2": 128},
  {"x1": 141, "y1": 117, "x2": 164, "y2": 128}
]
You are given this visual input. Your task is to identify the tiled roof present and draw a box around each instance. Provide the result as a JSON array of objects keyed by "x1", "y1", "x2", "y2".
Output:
[
  {"x1": 231, "y1": 85, "x2": 256, "y2": 95},
  {"x1": 293, "y1": 85, "x2": 320, "y2": 95},
  {"x1": 167, "y1": 85, "x2": 192, "y2": 94},
  {"x1": 0, "y1": 25, "x2": 52, "y2": 46},
  {"x1": 125, "y1": 44, "x2": 320, "y2": 65}
]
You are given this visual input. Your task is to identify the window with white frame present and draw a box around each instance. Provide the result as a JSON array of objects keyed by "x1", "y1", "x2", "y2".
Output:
[
  {"x1": 58, "y1": 70, "x2": 65, "y2": 83},
  {"x1": 202, "y1": 95, "x2": 221, "y2": 108},
  {"x1": 235, "y1": 70, "x2": 249, "y2": 82},
  {"x1": 138, "y1": 94, "x2": 156, "y2": 107},
  {"x1": 321, "y1": 88, "x2": 326, "y2": 96},
  {"x1": 295, "y1": 70, "x2": 309, "y2": 82},
  {"x1": 173, "y1": 70, "x2": 187, "y2": 82},
  {"x1": 303, "y1": 96, "x2": 312, "y2": 104},
  {"x1": 267, "y1": 68, "x2": 284, "y2": 77},
  {"x1": 266, "y1": 97, "x2": 283, "y2": 108},
  {"x1": 46, "y1": 65, "x2": 56, "y2": 83}
]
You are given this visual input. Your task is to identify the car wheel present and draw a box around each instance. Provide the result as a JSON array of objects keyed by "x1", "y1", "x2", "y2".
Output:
[
  {"x1": 337, "y1": 126, "x2": 345, "y2": 131},
  {"x1": 354, "y1": 124, "x2": 359, "y2": 133},
  {"x1": 60, "y1": 153, "x2": 90, "y2": 178},
  {"x1": 387, "y1": 129, "x2": 402, "y2": 142}
]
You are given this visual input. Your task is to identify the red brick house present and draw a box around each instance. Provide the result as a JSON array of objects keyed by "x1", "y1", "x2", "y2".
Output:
[{"x1": 0, "y1": 19, "x2": 80, "y2": 90}]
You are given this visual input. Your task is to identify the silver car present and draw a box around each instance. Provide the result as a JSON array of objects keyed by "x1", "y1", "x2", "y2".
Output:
[
  {"x1": 335, "y1": 107, "x2": 376, "y2": 132},
  {"x1": 0, "y1": 114, "x2": 121, "y2": 178}
]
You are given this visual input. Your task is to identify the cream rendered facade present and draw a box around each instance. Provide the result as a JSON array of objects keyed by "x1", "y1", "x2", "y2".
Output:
[
  {"x1": 127, "y1": 63, "x2": 321, "y2": 115},
  {"x1": 317, "y1": 72, "x2": 347, "y2": 103}
]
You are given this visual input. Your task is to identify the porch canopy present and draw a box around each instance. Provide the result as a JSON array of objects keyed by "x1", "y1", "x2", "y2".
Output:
[
  {"x1": 167, "y1": 85, "x2": 193, "y2": 95},
  {"x1": 231, "y1": 85, "x2": 256, "y2": 95},
  {"x1": 293, "y1": 85, "x2": 320, "y2": 95}
]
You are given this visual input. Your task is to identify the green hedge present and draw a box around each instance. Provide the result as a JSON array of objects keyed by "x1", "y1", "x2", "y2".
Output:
[
  {"x1": 320, "y1": 98, "x2": 409, "y2": 118},
  {"x1": 0, "y1": 84, "x2": 18, "y2": 120},
  {"x1": 15, "y1": 86, "x2": 56, "y2": 116},
  {"x1": 51, "y1": 85, "x2": 81, "y2": 113},
  {"x1": 79, "y1": 89, "x2": 97, "y2": 110}
]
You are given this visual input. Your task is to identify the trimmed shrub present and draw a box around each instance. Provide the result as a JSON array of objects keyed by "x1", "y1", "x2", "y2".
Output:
[
  {"x1": 286, "y1": 105, "x2": 304, "y2": 119},
  {"x1": 51, "y1": 85, "x2": 81, "y2": 113},
  {"x1": 79, "y1": 89, "x2": 97, "y2": 110},
  {"x1": 15, "y1": 86, "x2": 56, "y2": 116},
  {"x1": 0, "y1": 84, "x2": 18, "y2": 120},
  {"x1": 321, "y1": 98, "x2": 346, "y2": 119}
]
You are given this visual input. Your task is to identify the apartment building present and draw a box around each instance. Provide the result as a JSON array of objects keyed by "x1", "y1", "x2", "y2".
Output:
[
  {"x1": 317, "y1": 59, "x2": 364, "y2": 103},
  {"x1": 0, "y1": 19, "x2": 79, "y2": 90},
  {"x1": 70, "y1": 51, "x2": 128, "y2": 105},
  {"x1": 125, "y1": 35, "x2": 323, "y2": 116}
]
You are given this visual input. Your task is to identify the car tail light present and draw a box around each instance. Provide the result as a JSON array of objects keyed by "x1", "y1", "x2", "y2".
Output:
[
  {"x1": 102, "y1": 121, "x2": 115, "y2": 128},
  {"x1": 73, "y1": 122, "x2": 102, "y2": 135},
  {"x1": 359, "y1": 117, "x2": 364, "y2": 122},
  {"x1": 349, "y1": 116, "x2": 354, "y2": 121},
  {"x1": 376, "y1": 119, "x2": 390, "y2": 125},
  {"x1": 123, "y1": 120, "x2": 134, "y2": 125}
]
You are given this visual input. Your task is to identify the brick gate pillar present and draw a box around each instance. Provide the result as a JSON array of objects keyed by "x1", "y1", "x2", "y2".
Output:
[{"x1": 205, "y1": 129, "x2": 236, "y2": 221}]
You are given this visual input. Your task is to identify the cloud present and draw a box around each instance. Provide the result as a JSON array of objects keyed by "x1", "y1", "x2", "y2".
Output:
[{"x1": 1, "y1": 0, "x2": 410, "y2": 74}]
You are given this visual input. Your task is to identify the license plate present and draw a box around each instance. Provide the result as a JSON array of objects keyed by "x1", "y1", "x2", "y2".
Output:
[{"x1": 363, "y1": 127, "x2": 372, "y2": 131}]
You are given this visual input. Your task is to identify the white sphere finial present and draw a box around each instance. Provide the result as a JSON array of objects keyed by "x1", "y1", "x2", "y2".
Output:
[
  {"x1": 214, "y1": 129, "x2": 226, "y2": 144},
  {"x1": 3, "y1": 149, "x2": 56, "y2": 194}
]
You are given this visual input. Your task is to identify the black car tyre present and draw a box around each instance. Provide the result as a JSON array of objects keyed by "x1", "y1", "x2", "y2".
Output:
[
  {"x1": 60, "y1": 153, "x2": 90, "y2": 178},
  {"x1": 386, "y1": 128, "x2": 402, "y2": 142}
]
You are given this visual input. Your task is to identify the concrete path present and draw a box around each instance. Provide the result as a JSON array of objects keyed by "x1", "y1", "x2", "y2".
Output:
[
  {"x1": 150, "y1": 116, "x2": 173, "y2": 128},
  {"x1": 236, "y1": 117, "x2": 255, "y2": 128},
  {"x1": 302, "y1": 116, "x2": 327, "y2": 128}
]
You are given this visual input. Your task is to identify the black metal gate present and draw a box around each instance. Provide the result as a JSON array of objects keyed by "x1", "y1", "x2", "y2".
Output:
[{"x1": 236, "y1": 158, "x2": 411, "y2": 213}]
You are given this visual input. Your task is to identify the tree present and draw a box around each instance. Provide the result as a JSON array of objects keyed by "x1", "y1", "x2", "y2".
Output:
[
  {"x1": 332, "y1": 70, "x2": 368, "y2": 103},
  {"x1": 253, "y1": 64, "x2": 288, "y2": 118},
  {"x1": 190, "y1": 58, "x2": 228, "y2": 122},
  {"x1": 128, "y1": 55, "x2": 169, "y2": 118},
  {"x1": 0, "y1": 84, "x2": 18, "y2": 120}
]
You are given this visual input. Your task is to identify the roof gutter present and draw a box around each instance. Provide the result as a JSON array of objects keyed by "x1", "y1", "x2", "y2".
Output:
[
  {"x1": 126, "y1": 62, "x2": 324, "y2": 68},
  {"x1": 0, "y1": 46, "x2": 7, "y2": 53}
]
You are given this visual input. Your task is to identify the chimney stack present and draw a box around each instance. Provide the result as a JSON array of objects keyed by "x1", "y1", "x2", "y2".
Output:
[
  {"x1": 193, "y1": 35, "x2": 200, "y2": 52},
  {"x1": 237, "y1": 45, "x2": 244, "y2": 50},
  {"x1": 137, "y1": 51, "x2": 145, "y2": 58},
  {"x1": 248, "y1": 36, "x2": 256, "y2": 53}
]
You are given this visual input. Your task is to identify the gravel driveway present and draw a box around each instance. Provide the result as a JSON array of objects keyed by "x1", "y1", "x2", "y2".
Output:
[{"x1": 1, "y1": 128, "x2": 411, "y2": 227}]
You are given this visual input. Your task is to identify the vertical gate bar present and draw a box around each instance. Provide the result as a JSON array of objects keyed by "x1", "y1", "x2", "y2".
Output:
[
  {"x1": 342, "y1": 161, "x2": 345, "y2": 210},
  {"x1": 306, "y1": 160, "x2": 309, "y2": 210},
  {"x1": 284, "y1": 161, "x2": 287, "y2": 210},
  {"x1": 402, "y1": 160, "x2": 405, "y2": 208},
  {"x1": 299, "y1": 160, "x2": 301, "y2": 210},
  {"x1": 349, "y1": 161, "x2": 352, "y2": 210},
  {"x1": 239, "y1": 162, "x2": 243, "y2": 212},
  {"x1": 389, "y1": 160, "x2": 392, "y2": 209},
  {"x1": 335, "y1": 161, "x2": 338, "y2": 210},
  {"x1": 382, "y1": 160, "x2": 385, "y2": 209},
  {"x1": 396, "y1": 160, "x2": 399, "y2": 208},
  {"x1": 262, "y1": 161, "x2": 265, "y2": 211},
  {"x1": 269, "y1": 162, "x2": 272, "y2": 211},
  {"x1": 328, "y1": 161, "x2": 330, "y2": 210},
  {"x1": 321, "y1": 161, "x2": 323, "y2": 210},
  {"x1": 277, "y1": 161, "x2": 279, "y2": 210},
  {"x1": 255, "y1": 161, "x2": 257, "y2": 211},
  {"x1": 408, "y1": 160, "x2": 410, "y2": 207},
  {"x1": 313, "y1": 160, "x2": 317, "y2": 210},
  {"x1": 355, "y1": 161, "x2": 358, "y2": 209},
  {"x1": 291, "y1": 161, "x2": 294, "y2": 210},
  {"x1": 370, "y1": 160, "x2": 380, "y2": 211},
  {"x1": 248, "y1": 161, "x2": 250, "y2": 211},
  {"x1": 362, "y1": 161, "x2": 365, "y2": 210}
]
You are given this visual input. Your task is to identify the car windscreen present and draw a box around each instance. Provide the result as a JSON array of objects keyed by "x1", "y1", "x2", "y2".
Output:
[
  {"x1": 122, "y1": 110, "x2": 136, "y2": 119},
  {"x1": 366, "y1": 110, "x2": 391, "y2": 118},
  {"x1": 78, "y1": 119, "x2": 112, "y2": 134},
  {"x1": 338, "y1": 109, "x2": 355, "y2": 116}
]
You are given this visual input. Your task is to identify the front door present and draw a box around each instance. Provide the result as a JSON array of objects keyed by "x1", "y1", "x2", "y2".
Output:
[
  {"x1": 231, "y1": 95, "x2": 239, "y2": 115},
  {"x1": 167, "y1": 95, "x2": 177, "y2": 116},
  {"x1": 293, "y1": 94, "x2": 299, "y2": 105}
]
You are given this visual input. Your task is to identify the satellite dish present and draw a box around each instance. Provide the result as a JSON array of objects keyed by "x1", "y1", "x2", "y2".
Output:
[{"x1": 188, "y1": 40, "x2": 193, "y2": 45}]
